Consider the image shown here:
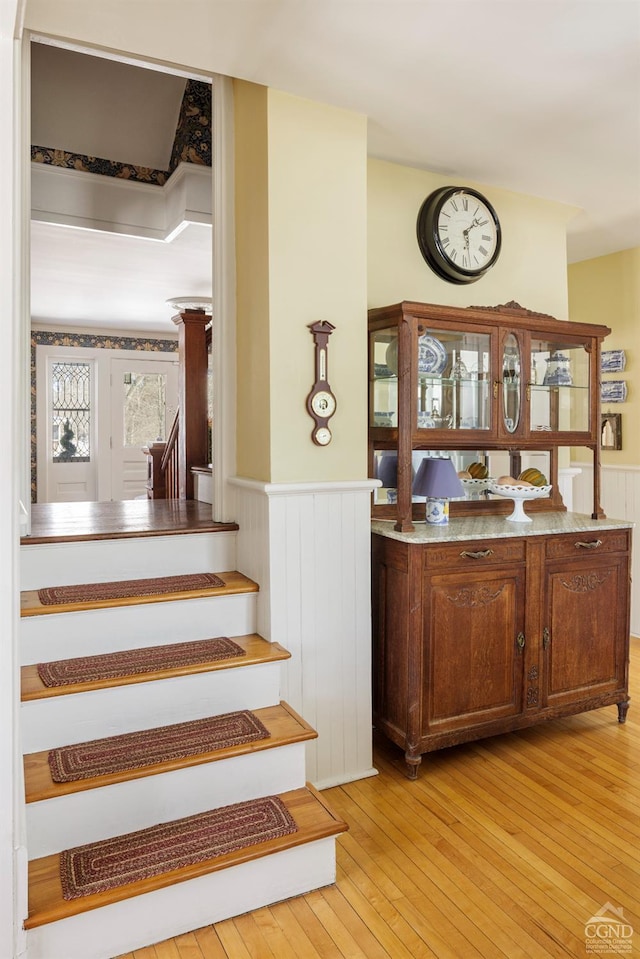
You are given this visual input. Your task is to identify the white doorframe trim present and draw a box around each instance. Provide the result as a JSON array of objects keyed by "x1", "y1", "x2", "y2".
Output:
[
  {"x1": 212, "y1": 74, "x2": 237, "y2": 523},
  {"x1": 3, "y1": 16, "x2": 30, "y2": 959},
  {"x1": 18, "y1": 29, "x2": 31, "y2": 536}
]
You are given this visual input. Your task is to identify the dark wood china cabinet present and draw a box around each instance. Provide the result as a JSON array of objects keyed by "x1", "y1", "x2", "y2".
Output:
[{"x1": 368, "y1": 301, "x2": 631, "y2": 778}]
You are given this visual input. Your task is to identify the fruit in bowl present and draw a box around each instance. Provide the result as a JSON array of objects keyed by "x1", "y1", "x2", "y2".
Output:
[
  {"x1": 518, "y1": 467, "x2": 548, "y2": 486},
  {"x1": 457, "y1": 470, "x2": 472, "y2": 479},
  {"x1": 497, "y1": 475, "x2": 533, "y2": 487},
  {"x1": 468, "y1": 462, "x2": 488, "y2": 479}
]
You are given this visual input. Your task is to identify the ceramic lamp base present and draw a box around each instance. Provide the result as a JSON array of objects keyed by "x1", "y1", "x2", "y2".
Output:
[{"x1": 425, "y1": 498, "x2": 449, "y2": 525}]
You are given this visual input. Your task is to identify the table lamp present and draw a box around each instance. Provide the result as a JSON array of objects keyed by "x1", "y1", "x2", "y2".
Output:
[
  {"x1": 412, "y1": 457, "x2": 464, "y2": 525},
  {"x1": 376, "y1": 453, "x2": 399, "y2": 504}
]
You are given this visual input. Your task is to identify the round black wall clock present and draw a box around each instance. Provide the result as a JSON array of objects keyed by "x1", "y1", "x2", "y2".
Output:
[{"x1": 417, "y1": 186, "x2": 501, "y2": 285}]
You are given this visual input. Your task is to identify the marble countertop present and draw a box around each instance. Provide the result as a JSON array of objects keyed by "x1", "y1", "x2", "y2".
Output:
[{"x1": 371, "y1": 512, "x2": 633, "y2": 544}]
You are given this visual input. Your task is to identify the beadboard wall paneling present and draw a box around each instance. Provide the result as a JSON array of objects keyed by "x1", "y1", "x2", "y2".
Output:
[
  {"x1": 572, "y1": 461, "x2": 639, "y2": 636},
  {"x1": 231, "y1": 478, "x2": 378, "y2": 789}
]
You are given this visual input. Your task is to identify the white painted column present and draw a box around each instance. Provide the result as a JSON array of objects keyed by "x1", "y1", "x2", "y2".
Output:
[
  {"x1": 230, "y1": 477, "x2": 378, "y2": 789},
  {"x1": 558, "y1": 466, "x2": 582, "y2": 511}
]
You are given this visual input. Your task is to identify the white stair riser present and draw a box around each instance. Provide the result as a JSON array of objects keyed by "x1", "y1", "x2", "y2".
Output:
[
  {"x1": 20, "y1": 532, "x2": 238, "y2": 590},
  {"x1": 21, "y1": 593, "x2": 257, "y2": 665},
  {"x1": 22, "y1": 663, "x2": 282, "y2": 752},
  {"x1": 26, "y1": 837, "x2": 337, "y2": 959},
  {"x1": 27, "y1": 743, "x2": 307, "y2": 858}
]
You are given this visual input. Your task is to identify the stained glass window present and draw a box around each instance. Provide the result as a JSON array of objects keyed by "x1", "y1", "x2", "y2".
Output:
[{"x1": 51, "y1": 361, "x2": 91, "y2": 462}]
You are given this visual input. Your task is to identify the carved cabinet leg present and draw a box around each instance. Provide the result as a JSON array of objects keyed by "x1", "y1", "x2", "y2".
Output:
[
  {"x1": 617, "y1": 700, "x2": 630, "y2": 723},
  {"x1": 404, "y1": 751, "x2": 422, "y2": 780}
]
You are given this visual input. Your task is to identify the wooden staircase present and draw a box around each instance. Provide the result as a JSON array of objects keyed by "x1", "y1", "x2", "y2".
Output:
[{"x1": 20, "y1": 526, "x2": 347, "y2": 959}]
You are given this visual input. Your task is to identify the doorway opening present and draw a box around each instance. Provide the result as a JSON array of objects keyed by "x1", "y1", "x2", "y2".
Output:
[{"x1": 30, "y1": 39, "x2": 213, "y2": 504}]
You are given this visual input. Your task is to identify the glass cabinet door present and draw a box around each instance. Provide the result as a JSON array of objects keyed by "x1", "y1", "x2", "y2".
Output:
[
  {"x1": 529, "y1": 337, "x2": 590, "y2": 434},
  {"x1": 416, "y1": 328, "x2": 492, "y2": 431},
  {"x1": 370, "y1": 326, "x2": 398, "y2": 428},
  {"x1": 501, "y1": 332, "x2": 521, "y2": 434}
]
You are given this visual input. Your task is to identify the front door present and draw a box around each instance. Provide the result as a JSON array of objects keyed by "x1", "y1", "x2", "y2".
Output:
[
  {"x1": 110, "y1": 358, "x2": 179, "y2": 500},
  {"x1": 40, "y1": 354, "x2": 97, "y2": 503}
]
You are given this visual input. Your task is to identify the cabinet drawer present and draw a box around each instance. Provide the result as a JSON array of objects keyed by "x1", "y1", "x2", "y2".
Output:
[
  {"x1": 424, "y1": 539, "x2": 525, "y2": 570},
  {"x1": 545, "y1": 529, "x2": 630, "y2": 560}
]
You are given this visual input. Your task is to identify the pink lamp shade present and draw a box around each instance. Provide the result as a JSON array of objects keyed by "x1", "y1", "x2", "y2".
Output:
[{"x1": 412, "y1": 457, "x2": 464, "y2": 524}]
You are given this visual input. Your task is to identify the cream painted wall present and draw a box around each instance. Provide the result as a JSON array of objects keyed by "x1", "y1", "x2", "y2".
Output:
[
  {"x1": 235, "y1": 85, "x2": 367, "y2": 483},
  {"x1": 569, "y1": 248, "x2": 640, "y2": 466},
  {"x1": 368, "y1": 158, "x2": 576, "y2": 319},
  {"x1": 266, "y1": 91, "x2": 367, "y2": 483},
  {"x1": 234, "y1": 81, "x2": 271, "y2": 481}
]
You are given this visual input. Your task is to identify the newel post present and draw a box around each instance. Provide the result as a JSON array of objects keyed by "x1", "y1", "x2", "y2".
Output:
[{"x1": 172, "y1": 308, "x2": 210, "y2": 499}]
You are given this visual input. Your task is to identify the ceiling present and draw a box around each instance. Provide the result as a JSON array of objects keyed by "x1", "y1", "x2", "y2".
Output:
[{"x1": 30, "y1": 2, "x2": 640, "y2": 334}]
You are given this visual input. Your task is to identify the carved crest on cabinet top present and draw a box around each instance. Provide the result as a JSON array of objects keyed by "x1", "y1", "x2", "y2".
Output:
[
  {"x1": 445, "y1": 585, "x2": 505, "y2": 608},
  {"x1": 560, "y1": 570, "x2": 611, "y2": 593}
]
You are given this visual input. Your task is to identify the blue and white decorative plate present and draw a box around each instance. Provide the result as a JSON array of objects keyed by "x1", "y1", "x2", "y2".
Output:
[
  {"x1": 601, "y1": 350, "x2": 626, "y2": 373},
  {"x1": 418, "y1": 334, "x2": 447, "y2": 375},
  {"x1": 601, "y1": 380, "x2": 627, "y2": 403}
]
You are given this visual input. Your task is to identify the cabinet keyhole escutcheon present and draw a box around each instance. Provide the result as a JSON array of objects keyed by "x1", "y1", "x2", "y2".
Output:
[
  {"x1": 542, "y1": 627, "x2": 551, "y2": 650},
  {"x1": 516, "y1": 632, "x2": 526, "y2": 652}
]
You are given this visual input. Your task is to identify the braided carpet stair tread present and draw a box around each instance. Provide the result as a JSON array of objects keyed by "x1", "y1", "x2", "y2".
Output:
[
  {"x1": 36, "y1": 636, "x2": 246, "y2": 688},
  {"x1": 47, "y1": 710, "x2": 271, "y2": 783},
  {"x1": 21, "y1": 570, "x2": 258, "y2": 616},
  {"x1": 21, "y1": 635, "x2": 291, "y2": 701},
  {"x1": 24, "y1": 703, "x2": 317, "y2": 801},
  {"x1": 59, "y1": 795, "x2": 298, "y2": 899},
  {"x1": 39, "y1": 572, "x2": 225, "y2": 605},
  {"x1": 26, "y1": 785, "x2": 348, "y2": 927}
]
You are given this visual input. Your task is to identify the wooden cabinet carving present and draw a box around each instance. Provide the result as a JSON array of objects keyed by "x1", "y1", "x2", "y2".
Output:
[
  {"x1": 542, "y1": 536, "x2": 630, "y2": 712},
  {"x1": 371, "y1": 524, "x2": 631, "y2": 778}
]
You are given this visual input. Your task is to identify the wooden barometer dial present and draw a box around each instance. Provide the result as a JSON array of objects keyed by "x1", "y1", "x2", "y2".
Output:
[{"x1": 306, "y1": 321, "x2": 337, "y2": 446}]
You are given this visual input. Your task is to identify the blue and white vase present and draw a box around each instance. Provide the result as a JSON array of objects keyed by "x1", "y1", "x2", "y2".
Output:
[{"x1": 425, "y1": 498, "x2": 449, "y2": 525}]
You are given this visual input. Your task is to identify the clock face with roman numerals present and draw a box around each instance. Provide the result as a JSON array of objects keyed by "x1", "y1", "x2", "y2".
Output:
[{"x1": 417, "y1": 186, "x2": 501, "y2": 284}]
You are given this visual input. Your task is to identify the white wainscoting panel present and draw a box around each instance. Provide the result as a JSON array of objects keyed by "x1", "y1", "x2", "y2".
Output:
[
  {"x1": 572, "y1": 461, "x2": 639, "y2": 636},
  {"x1": 231, "y1": 478, "x2": 378, "y2": 789}
]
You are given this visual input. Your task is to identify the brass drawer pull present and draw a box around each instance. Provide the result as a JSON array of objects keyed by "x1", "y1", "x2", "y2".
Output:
[
  {"x1": 460, "y1": 549, "x2": 494, "y2": 560},
  {"x1": 575, "y1": 539, "x2": 603, "y2": 550}
]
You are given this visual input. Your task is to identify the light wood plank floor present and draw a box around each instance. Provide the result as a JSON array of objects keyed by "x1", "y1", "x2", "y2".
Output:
[{"x1": 116, "y1": 639, "x2": 640, "y2": 959}]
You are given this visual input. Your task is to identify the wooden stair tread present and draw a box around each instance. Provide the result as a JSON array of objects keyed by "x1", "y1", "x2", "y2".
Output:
[
  {"x1": 24, "y1": 702, "x2": 317, "y2": 803},
  {"x1": 26, "y1": 784, "x2": 348, "y2": 929},
  {"x1": 20, "y1": 570, "x2": 258, "y2": 618},
  {"x1": 22, "y1": 500, "x2": 237, "y2": 545},
  {"x1": 21, "y1": 634, "x2": 289, "y2": 702}
]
